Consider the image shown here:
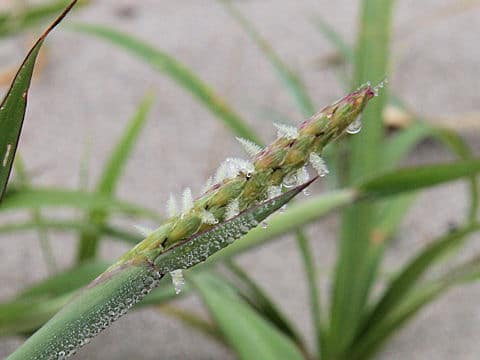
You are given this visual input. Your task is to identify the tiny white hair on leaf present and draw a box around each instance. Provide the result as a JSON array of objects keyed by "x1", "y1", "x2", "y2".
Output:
[
  {"x1": 309, "y1": 153, "x2": 329, "y2": 177},
  {"x1": 182, "y1": 187, "x2": 194, "y2": 213},
  {"x1": 225, "y1": 198, "x2": 240, "y2": 220},
  {"x1": 202, "y1": 176, "x2": 214, "y2": 194},
  {"x1": 296, "y1": 166, "x2": 310, "y2": 186},
  {"x1": 166, "y1": 193, "x2": 177, "y2": 218},
  {"x1": 170, "y1": 269, "x2": 185, "y2": 295},
  {"x1": 133, "y1": 224, "x2": 154, "y2": 237},
  {"x1": 200, "y1": 209, "x2": 219, "y2": 225},
  {"x1": 236, "y1": 137, "x2": 263, "y2": 157},
  {"x1": 267, "y1": 185, "x2": 282, "y2": 200},
  {"x1": 273, "y1": 122, "x2": 299, "y2": 139}
]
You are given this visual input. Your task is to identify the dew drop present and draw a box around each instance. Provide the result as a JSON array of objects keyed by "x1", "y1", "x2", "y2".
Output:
[
  {"x1": 303, "y1": 188, "x2": 310, "y2": 196},
  {"x1": 282, "y1": 173, "x2": 297, "y2": 188},
  {"x1": 346, "y1": 116, "x2": 362, "y2": 134},
  {"x1": 261, "y1": 221, "x2": 268, "y2": 229}
]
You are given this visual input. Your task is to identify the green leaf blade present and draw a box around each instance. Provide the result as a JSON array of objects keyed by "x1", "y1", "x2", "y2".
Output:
[
  {"x1": 193, "y1": 272, "x2": 305, "y2": 360},
  {"x1": 8, "y1": 178, "x2": 313, "y2": 358},
  {"x1": 76, "y1": 93, "x2": 155, "y2": 262},
  {"x1": 0, "y1": 0, "x2": 78, "y2": 202}
]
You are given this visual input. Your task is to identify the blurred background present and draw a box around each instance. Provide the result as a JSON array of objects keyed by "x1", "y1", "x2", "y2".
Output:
[{"x1": 0, "y1": 0, "x2": 479, "y2": 359}]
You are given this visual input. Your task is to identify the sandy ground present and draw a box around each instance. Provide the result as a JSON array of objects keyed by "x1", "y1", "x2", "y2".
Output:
[{"x1": 1, "y1": 0, "x2": 480, "y2": 359}]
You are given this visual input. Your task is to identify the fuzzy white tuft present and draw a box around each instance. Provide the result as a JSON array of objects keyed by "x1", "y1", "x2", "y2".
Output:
[
  {"x1": 309, "y1": 153, "x2": 329, "y2": 177},
  {"x1": 236, "y1": 137, "x2": 263, "y2": 157},
  {"x1": 296, "y1": 166, "x2": 310, "y2": 186},
  {"x1": 215, "y1": 158, "x2": 254, "y2": 182},
  {"x1": 225, "y1": 198, "x2": 240, "y2": 220},
  {"x1": 273, "y1": 122, "x2": 299, "y2": 139},
  {"x1": 170, "y1": 269, "x2": 185, "y2": 295},
  {"x1": 166, "y1": 193, "x2": 177, "y2": 218},
  {"x1": 182, "y1": 188, "x2": 194, "y2": 213},
  {"x1": 200, "y1": 209, "x2": 219, "y2": 225},
  {"x1": 202, "y1": 176, "x2": 214, "y2": 194}
]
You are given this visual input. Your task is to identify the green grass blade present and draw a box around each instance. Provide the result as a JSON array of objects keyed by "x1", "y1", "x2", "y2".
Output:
[
  {"x1": 98, "y1": 94, "x2": 154, "y2": 196},
  {"x1": 7, "y1": 178, "x2": 310, "y2": 358},
  {"x1": 311, "y1": 16, "x2": 355, "y2": 65},
  {"x1": 76, "y1": 93, "x2": 154, "y2": 262},
  {"x1": 0, "y1": 0, "x2": 87, "y2": 38},
  {"x1": 380, "y1": 122, "x2": 431, "y2": 171},
  {"x1": 359, "y1": 224, "x2": 480, "y2": 342},
  {"x1": 193, "y1": 272, "x2": 305, "y2": 360},
  {"x1": 359, "y1": 159, "x2": 480, "y2": 197},
  {"x1": 219, "y1": 0, "x2": 315, "y2": 117},
  {"x1": 329, "y1": 0, "x2": 394, "y2": 355},
  {"x1": 225, "y1": 261, "x2": 307, "y2": 350},
  {"x1": 1, "y1": 187, "x2": 161, "y2": 220},
  {"x1": 350, "y1": 251, "x2": 480, "y2": 359},
  {"x1": 295, "y1": 230, "x2": 324, "y2": 357},
  {"x1": 70, "y1": 22, "x2": 260, "y2": 144},
  {"x1": 19, "y1": 261, "x2": 110, "y2": 299},
  {"x1": 158, "y1": 304, "x2": 225, "y2": 345},
  {"x1": 14, "y1": 156, "x2": 57, "y2": 273},
  {"x1": 0, "y1": 0, "x2": 78, "y2": 202},
  {"x1": 207, "y1": 189, "x2": 356, "y2": 262},
  {"x1": 0, "y1": 220, "x2": 141, "y2": 245},
  {"x1": 431, "y1": 127, "x2": 479, "y2": 222}
]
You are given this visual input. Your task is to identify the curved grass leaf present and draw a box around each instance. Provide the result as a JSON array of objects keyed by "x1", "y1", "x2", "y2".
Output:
[
  {"x1": 0, "y1": 0, "x2": 78, "y2": 202},
  {"x1": 14, "y1": 156, "x2": 57, "y2": 272},
  {"x1": 329, "y1": 1, "x2": 394, "y2": 355},
  {"x1": 70, "y1": 22, "x2": 260, "y2": 144},
  {"x1": 0, "y1": 220, "x2": 141, "y2": 244},
  {"x1": 157, "y1": 304, "x2": 225, "y2": 345},
  {"x1": 358, "y1": 223, "x2": 480, "y2": 342},
  {"x1": 1, "y1": 187, "x2": 160, "y2": 220},
  {"x1": 219, "y1": 0, "x2": 314, "y2": 117},
  {"x1": 359, "y1": 159, "x2": 480, "y2": 198},
  {"x1": 350, "y1": 251, "x2": 480, "y2": 360},
  {"x1": 193, "y1": 272, "x2": 305, "y2": 360},
  {"x1": 311, "y1": 16, "x2": 355, "y2": 65},
  {"x1": 0, "y1": 0, "x2": 88, "y2": 38},
  {"x1": 225, "y1": 261, "x2": 306, "y2": 350},
  {"x1": 7, "y1": 179, "x2": 313, "y2": 359},
  {"x1": 77, "y1": 93, "x2": 155, "y2": 262}
]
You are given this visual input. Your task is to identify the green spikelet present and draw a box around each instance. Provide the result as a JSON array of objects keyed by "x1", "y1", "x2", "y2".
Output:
[{"x1": 113, "y1": 85, "x2": 376, "y2": 269}]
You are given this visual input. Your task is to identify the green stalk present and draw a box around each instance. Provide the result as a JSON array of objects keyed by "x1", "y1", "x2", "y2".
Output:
[
  {"x1": 76, "y1": 94, "x2": 154, "y2": 262},
  {"x1": 14, "y1": 157, "x2": 57, "y2": 273},
  {"x1": 327, "y1": 0, "x2": 394, "y2": 357}
]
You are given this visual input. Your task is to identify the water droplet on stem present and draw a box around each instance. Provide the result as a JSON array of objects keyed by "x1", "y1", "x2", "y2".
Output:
[{"x1": 347, "y1": 116, "x2": 362, "y2": 134}]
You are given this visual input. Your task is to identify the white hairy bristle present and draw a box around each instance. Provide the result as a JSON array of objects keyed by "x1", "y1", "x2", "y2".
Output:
[
  {"x1": 296, "y1": 166, "x2": 310, "y2": 186},
  {"x1": 215, "y1": 158, "x2": 254, "y2": 183},
  {"x1": 200, "y1": 209, "x2": 219, "y2": 225},
  {"x1": 236, "y1": 137, "x2": 263, "y2": 157},
  {"x1": 166, "y1": 193, "x2": 177, "y2": 218},
  {"x1": 273, "y1": 122, "x2": 299, "y2": 139},
  {"x1": 133, "y1": 224, "x2": 154, "y2": 237},
  {"x1": 170, "y1": 269, "x2": 185, "y2": 295},
  {"x1": 309, "y1": 153, "x2": 329, "y2": 177},
  {"x1": 182, "y1": 188, "x2": 194, "y2": 213},
  {"x1": 225, "y1": 198, "x2": 240, "y2": 220},
  {"x1": 202, "y1": 176, "x2": 214, "y2": 194}
]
